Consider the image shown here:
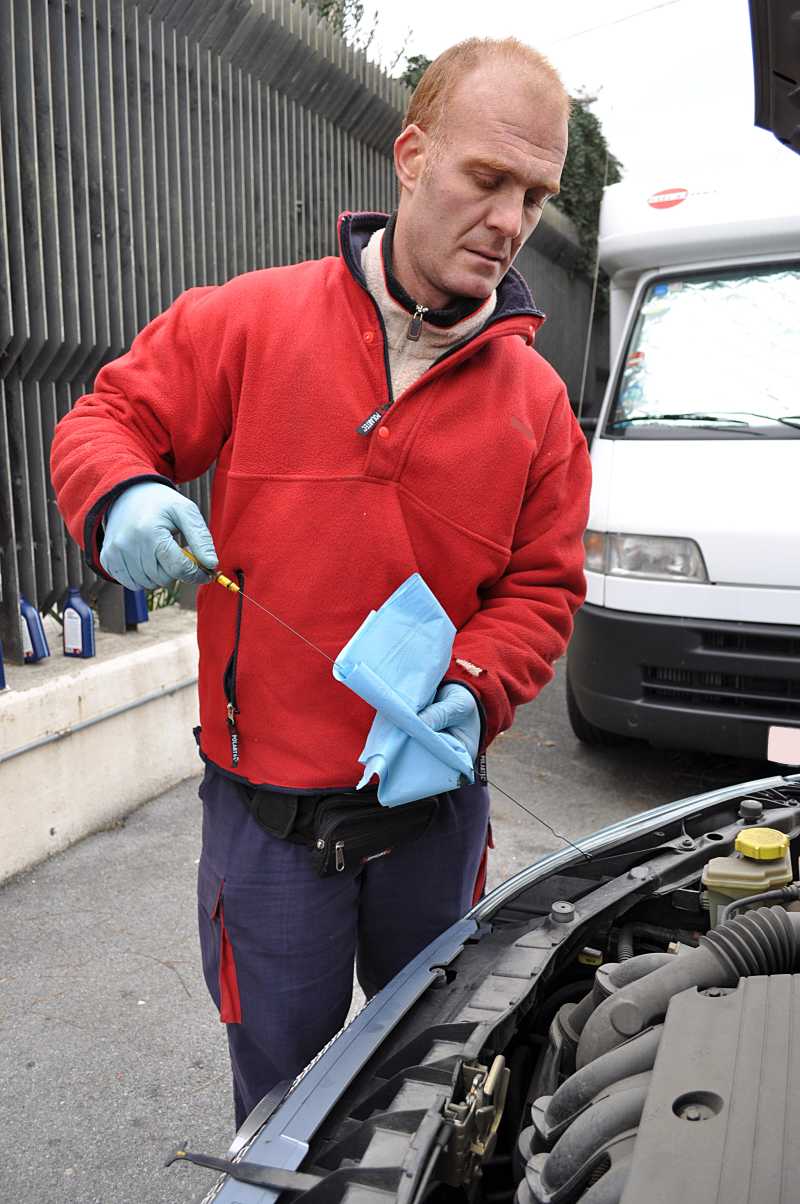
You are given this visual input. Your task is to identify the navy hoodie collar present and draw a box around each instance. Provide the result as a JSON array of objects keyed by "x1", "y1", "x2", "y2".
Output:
[{"x1": 339, "y1": 211, "x2": 543, "y2": 323}]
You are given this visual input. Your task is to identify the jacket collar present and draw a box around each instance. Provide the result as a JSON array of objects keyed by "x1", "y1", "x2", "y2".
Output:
[{"x1": 337, "y1": 211, "x2": 544, "y2": 324}]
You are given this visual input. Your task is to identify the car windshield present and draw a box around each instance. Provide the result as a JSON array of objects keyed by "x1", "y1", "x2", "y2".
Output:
[{"x1": 604, "y1": 264, "x2": 800, "y2": 438}]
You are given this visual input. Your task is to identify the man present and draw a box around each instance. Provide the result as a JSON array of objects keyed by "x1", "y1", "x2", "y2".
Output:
[{"x1": 51, "y1": 37, "x2": 591, "y2": 1128}]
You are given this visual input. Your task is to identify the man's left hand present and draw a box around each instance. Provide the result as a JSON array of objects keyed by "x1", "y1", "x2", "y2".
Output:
[{"x1": 418, "y1": 683, "x2": 481, "y2": 764}]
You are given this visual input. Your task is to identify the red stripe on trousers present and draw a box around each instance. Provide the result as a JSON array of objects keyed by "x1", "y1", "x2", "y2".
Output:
[{"x1": 212, "y1": 882, "x2": 242, "y2": 1025}]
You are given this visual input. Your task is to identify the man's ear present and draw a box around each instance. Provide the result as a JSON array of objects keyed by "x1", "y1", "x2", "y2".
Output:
[{"x1": 394, "y1": 124, "x2": 428, "y2": 194}]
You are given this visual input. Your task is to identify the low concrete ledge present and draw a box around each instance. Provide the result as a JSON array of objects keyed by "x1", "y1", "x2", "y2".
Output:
[{"x1": 0, "y1": 608, "x2": 201, "y2": 884}]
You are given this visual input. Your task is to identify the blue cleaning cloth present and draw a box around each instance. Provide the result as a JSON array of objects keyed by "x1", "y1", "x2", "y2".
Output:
[{"x1": 333, "y1": 574, "x2": 475, "y2": 807}]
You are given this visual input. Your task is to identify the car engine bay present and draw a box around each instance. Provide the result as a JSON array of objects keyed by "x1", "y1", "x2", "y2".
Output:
[
  {"x1": 273, "y1": 778, "x2": 800, "y2": 1204},
  {"x1": 195, "y1": 776, "x2": 800, "y2": 1204}
]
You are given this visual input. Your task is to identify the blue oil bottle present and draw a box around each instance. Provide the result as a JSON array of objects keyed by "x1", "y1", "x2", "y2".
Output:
[
  {"x1": 0, "y1": 640, "x2": 6, "y2": 688},
  {"x1": 62, "y1": 587, "x2": 96, "y2": 658},
  {"x1": 123, "y1": 587, "x2": 149, "y2": 627},
  {"x1": 20, "y1": 595, "x2": 50, "y2": 663}
]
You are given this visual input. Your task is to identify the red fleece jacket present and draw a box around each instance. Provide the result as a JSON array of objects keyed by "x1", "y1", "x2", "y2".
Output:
[{"x1": 51, "y1": 212, "x2": 591, "y2": 792}]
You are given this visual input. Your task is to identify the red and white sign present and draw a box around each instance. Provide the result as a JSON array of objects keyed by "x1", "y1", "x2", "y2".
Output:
[{"x1": 648, "y1": 187, "x2": 689, "y2": 209}]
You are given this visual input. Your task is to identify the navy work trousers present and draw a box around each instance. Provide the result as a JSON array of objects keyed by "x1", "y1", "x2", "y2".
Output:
[{"x1": 197, "y1": 763, "x2": 491, "y2": 1128}]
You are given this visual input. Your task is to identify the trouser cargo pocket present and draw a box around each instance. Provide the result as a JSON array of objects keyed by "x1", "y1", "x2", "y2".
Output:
[{"x1": 198, "y1": 861, "x2": 242, "y2": 1025}]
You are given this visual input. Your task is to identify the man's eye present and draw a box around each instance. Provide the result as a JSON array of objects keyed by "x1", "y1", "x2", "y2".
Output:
[
  {"x1": 525, "y1": 192, "x2": 548, "y2": 210},
  {"x1": 475, "y1": 175, "x2": 499, "y2": 190}
]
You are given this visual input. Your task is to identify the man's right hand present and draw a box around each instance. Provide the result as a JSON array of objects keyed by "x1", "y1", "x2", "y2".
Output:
[{"x1": 100, "y1": 482, "x2": 219, "y2": 590}]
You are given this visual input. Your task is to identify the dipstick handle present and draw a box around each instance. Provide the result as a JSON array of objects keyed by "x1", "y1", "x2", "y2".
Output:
[{"x1": 181, "y1": 547, "x2": 240, "y2": 593}]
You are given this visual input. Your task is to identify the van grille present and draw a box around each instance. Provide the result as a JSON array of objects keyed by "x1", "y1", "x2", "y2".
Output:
[
  {"x1": 643, "y1": 664, "x2": 800, "y2": 717},
  {"x1": 701, "y1": 630, "x2": 800, "y2": 658}
]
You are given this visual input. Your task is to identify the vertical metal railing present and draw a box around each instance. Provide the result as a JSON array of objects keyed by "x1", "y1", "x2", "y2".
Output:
[{"x1": 0, "y1": 0, "x2": 404, "y2": 659}]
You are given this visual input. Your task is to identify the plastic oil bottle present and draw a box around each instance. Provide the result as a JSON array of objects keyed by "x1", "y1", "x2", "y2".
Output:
[
  {"x1": 20, "y1": 595, "x2": 50, "y2": 663},
  {"x1": 123, "y1": 587, "x2": 149, "y2": 628},
  {"x1": 62, "y1": 587, "x2": 96, "y2": 658},
  {"x1": 702, "y1": 827, "x2": 793, "y2": 927}
]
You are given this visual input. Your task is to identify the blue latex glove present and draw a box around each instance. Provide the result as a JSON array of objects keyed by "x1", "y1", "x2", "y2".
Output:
[
  {"x1": 418, "y1": 682, "x2": 481, "y2": 764},
  {"x1": 100, "y1": 482, "x2": 218, "y2": 590}
]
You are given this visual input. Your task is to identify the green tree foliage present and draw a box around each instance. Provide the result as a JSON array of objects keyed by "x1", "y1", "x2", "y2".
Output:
[
  {"x1": 400, "y1": 54, "x2": 432, "y2": 90},
  {"x1": 554, "y1": 95, "x2": 623, "y2": 278},
  {"x1": 306, "y1": 0, "x2": 377, "y2": 52}
]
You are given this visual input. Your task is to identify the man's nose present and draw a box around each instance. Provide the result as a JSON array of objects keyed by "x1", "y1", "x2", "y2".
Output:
[{"x1": 486, "y1": 192, "x2": 524, "y2": 240}]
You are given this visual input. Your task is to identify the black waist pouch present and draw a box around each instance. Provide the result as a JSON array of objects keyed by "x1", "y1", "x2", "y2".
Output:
[
  {"x1": 240, "y1": 783, "x2": 439, "y2": 876},
  {"x1": 308, "y1": 793, "x2": 439, "y2": 876}
]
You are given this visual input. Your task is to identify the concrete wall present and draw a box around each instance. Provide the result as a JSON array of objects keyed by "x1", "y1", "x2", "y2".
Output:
[{"x1": 0, "y1": 609, "x2": 200, "y2": 884}]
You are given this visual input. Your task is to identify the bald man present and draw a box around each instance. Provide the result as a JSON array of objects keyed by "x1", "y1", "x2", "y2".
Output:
[{"x1": 51, "y1": 38, "x2": 591, "y2": 1128}]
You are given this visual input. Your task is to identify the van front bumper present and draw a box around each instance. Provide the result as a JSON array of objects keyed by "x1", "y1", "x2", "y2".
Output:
[{"x1": 567, "y1": 603, "x2": 800, "y2": 760}]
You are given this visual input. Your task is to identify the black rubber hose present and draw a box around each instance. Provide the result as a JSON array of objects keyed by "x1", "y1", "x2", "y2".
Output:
[
  {"x1": 576, "y1": 907, "x2": 800, "y2": 1068},
  {"x1": 539, "y1": 1025, "x2": 663, "y2": 1137},
  {"x1": 720, "y1": 885, "x2": 800, "y2": 924},
  {"x1": 534, "y1": 1078, "x2": 648, "y2": 1197}
]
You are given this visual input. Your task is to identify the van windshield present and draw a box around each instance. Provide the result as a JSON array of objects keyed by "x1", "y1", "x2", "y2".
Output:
[{"x1": 604, "y1": 264, "x2": 800, "y2": 438}]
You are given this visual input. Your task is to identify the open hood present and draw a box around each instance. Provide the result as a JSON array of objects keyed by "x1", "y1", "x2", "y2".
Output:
[{"x1": 172, "y1": 771, "x2": 800, "y2": 1204}]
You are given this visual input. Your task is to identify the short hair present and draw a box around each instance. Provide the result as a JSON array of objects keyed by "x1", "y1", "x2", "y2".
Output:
[{"x1": 402, "y1": 38, "x2": 570, "y2": 140}]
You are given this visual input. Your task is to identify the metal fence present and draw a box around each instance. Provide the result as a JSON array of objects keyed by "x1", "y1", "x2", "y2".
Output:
[{"x1": 0, "y1": 0, "x2": 405, "y2": 660}]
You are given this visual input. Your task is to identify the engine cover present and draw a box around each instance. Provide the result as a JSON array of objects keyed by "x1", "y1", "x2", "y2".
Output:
[
  {"x1": 520, "y1": 973, "x2": 800, "y2": 1204},
  {"x1": 620, "y1": 973, "x2": 800, "y2": 1203}
]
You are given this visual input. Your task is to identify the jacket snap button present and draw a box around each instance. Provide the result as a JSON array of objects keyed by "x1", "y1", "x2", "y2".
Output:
[
  {"x1": 363, "y1": 330, "x2": 374, "y2": 343},
  {"x1": 377, "y1": 426, "x2": 390, "y2": 439}
]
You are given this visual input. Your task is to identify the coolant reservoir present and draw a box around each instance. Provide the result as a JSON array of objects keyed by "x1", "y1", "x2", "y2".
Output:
[{"x1": 703, "y1": 828, "x2": 792, "y2": 926}]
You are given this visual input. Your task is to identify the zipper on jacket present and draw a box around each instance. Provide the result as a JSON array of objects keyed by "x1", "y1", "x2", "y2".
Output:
[
  {"x1": 406, "y1": 304, "x2": 428, "y2": 341},
  {"x1": 356, "y1": 310, "x2": 537, "y2": 435},
  {"x1": 355, "y1": 295, "x2": 395, "y2": 435},
  {"x1": 342, "y1": 215, "x2": 396, "y2": 437},
  {"x1": 342, "y1": 214, "x2": 542, "y2": 435},
  {"x1": 222, "y1": 570, "x2": 245, "y2": 767}
]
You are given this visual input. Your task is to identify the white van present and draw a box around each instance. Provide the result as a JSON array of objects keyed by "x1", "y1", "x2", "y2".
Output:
[{"x1": 566, "y1": 167, "x2": 800, "y2": 764}]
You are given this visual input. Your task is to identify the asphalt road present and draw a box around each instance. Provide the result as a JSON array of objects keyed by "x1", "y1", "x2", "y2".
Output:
[{"x1": 0, "y1": 659, "x2": 776, "y2": 1203}]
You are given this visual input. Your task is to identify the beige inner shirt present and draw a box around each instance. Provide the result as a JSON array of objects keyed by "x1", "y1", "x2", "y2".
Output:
[{"x1": 361, "y1": 228, "x2": 497, "y2": 398}]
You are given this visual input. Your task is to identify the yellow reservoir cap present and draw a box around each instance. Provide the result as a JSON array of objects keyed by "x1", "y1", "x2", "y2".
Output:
[{"x1": 735, "y1": 827, "x2": 790, "y2": 861}]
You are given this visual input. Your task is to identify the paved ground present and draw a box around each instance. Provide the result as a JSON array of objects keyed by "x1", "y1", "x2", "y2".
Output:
[{"x1": 1, "y1": 659, "x2": 775, "y2": 1203}]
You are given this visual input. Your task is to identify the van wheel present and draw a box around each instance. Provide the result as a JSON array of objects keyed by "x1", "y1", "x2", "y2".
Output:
[{"x1": 566, "y1": 677, "x2": 630, "y2": 747}]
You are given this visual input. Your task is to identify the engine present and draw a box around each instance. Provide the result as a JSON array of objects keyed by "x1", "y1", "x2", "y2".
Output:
[
  {"x1": 516, "y1": 907, "x2": 800, "y2": 1204},
  {"x1": 209, "y1": 781, "x2": 800, "y2": 1204}
]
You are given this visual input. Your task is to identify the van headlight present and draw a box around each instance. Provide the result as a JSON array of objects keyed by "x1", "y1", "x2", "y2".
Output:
[{"x1": 583, "y1": 531, "x2": 709, "y2": 582}]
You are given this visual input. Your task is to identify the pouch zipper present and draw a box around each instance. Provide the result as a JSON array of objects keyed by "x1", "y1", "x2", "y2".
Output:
[
  {"x1": 224, "y1": 570, "x2": 245, "y2": 767},
  {"x1": 315, "y1": 837, "x2": 347, "y2": 873}
]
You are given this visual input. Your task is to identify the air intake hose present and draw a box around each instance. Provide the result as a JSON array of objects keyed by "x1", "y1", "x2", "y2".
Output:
[
  {"x1": 576, "y1": 906, "x2": 800, "y2": 1069},
  {"x1": 565, "y1": 953, "x2": 673, "y2": 1045}
]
